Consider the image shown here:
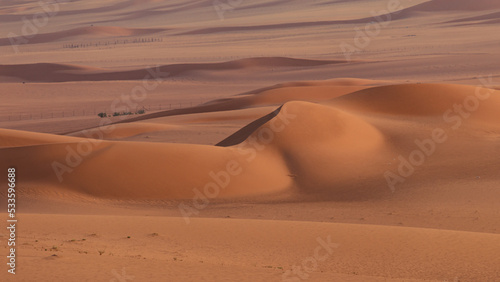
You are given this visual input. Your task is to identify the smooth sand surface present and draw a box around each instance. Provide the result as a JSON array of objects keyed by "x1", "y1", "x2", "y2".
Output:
[{"x1": 1, "y1": 0, "x2": 500, "y2": 281}]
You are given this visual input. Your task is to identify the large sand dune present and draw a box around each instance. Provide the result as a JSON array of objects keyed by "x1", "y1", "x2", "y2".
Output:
[
  {"x1": 0, "y1": 57, "x2": 343, "y2": 82},
  {"x1": 0, "y1": 128, "x2": 80, "y2": 148}
]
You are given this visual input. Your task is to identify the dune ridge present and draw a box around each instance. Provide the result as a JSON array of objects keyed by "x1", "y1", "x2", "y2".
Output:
[
  {"x1": 68, "y1": 123, "x2": 179, "y2": 140},
  {"x1": 0, "y1": 0, "x2": 171, "y2": 23},
  {"x1": 113, "y1": 79, "x2": 374, "y2": 126},
  {"x1": 13, "y1": 214, "x2": 500, "y2": 281},
  {"x1": 0, "y1": 57, "x2": 344, "y2": 83},
  {"x1": 176, "y1": 0, "x2": 500, "y2": 36},
  {"x1": 0, "y1": 99, "x2": 382, "y2": 199},
  {"x1": 331, "y1": 83, "x2": 500, "y2": 120},
  {"x1": 443, "y1": 11, "x2": 500, "y2": 24},
  {"x1": 0, "y1": 26, "x2": 167, "y2": 46},
  {"x1": 1, "y1": 0, "x2": 500, "y2": 280},
  {"x1": 0, "y1": 128, "x2": 81, "y2": 148}
]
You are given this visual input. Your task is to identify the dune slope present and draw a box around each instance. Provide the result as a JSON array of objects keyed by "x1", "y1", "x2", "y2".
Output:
[
  {"x1": 0, "y1": 57, "x2": 344, "y2": 82},
  {"x1": 2, "y1": 83, "x2": 499, "y2": 201}
]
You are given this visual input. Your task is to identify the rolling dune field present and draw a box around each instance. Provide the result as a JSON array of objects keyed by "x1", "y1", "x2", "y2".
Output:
[{"x1": 1, "y1": 0, "x2": 500, "y2": 281}]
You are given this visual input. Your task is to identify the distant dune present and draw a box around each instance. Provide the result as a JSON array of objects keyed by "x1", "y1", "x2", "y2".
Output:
[
  {"x1": 113, "y1": 78, "x2": 376, "y2": 124},
  {"x1": 0, "y1": 0, "x2": 172, "y2": 23},
  {"x1": 332, "y1": 83, "x2": 500, "y2": 120},
  {"x1": 443, "y1": 11, "x2": 500, "y2": 26},
  {"x1": 1, "y1": 0, "x2": 500, "y2": 280},
  {"x1": 0, "y1": 57, "x2": 345, "y2": 82},
  {"x1": 69, "y1": 123, "x2": 179, "y2": 140},
  {"x1": 0, "y1": 26, "x2": 166, "y2": 46},
  {"x1": 177, "y1": 0, "x2": 500, "y2": 36},
  {"x1": 0, "y1": 128, "x2": 80, "y2": 148},
  {"x1": 2, "y1": 82, "x2": 499, "y2": 200}
]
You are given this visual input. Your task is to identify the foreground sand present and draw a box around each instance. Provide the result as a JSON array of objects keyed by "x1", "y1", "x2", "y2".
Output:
[{"x1": 3, "y1": 213, "x2": 498, "y2": 281}]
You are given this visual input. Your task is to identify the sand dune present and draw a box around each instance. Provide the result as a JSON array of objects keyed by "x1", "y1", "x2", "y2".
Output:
[
  {"x1": 381, "y1": 0, "x2": 500, "y2": 23},
  {"x1": 236, "y1": 78, "x2": 391, "y2": 96},
  {"x1": 110, "y1": 1, "x2": 217, "y2": 22},
  {"x1": 0, "y1": 101, "x2": 345, "y2": 199},
  {"x1": 0, "y1": 26, "x2": 166, "y2": 46},
  {"x1": 0, "y1": 57, "x2": 344, "y2": 82},
  {"x1": 0, "y1": 63, "x2": 102, "y2": 83},
  {"x1": 444, "y1": 11, "x2": 500, "y2": 24},
  {"x1": 115, "y1": 79, "x2": 374, "y2": 124},
  {"x1": 332, "y1": 83, "x2": 500, "y2": 121},
  {"x1": 0, "y1": 5, "x2": 31, "y2": 14},
  {"x1": 216, "y1": 107, "x2": 282, "y2": 147},
  {"x1": 0, "y1": 0, "x2": 170, "y2": 23},
  {"x1": 0, "y1": 128, "x2": 80, "y2": 148},
  {"x1": 1, "y1": 0, "x2": 500, "y2": 280},
  {"x1": 3, "y1": 82, "x2": 499, "y2": 201},
  {"x1": 11, "y1": 214, "x2": 500, "y2": 281},
  {"x1": 177, "y1": 0, "x2": 500, "y2": 36},
  {"x1": 177, "y1": 16, "x2": 408, "y2": 36},
  {"x1": 0, "y1": 138, "x2": 292, "y2": 198},
  {"x1": 410, "y1": 0, "x2": 500, "y2": 11}
]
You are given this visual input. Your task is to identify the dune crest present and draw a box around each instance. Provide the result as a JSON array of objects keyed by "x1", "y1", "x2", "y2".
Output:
[
  {"x1": 0, "y1": 128, "x2": 81, "y2": 148},
  {"x1": 69, "y1": 123, "x2": 179, "y2": 140},
  {"x1": 331, "y1": 84, "x2": 500, "y2": 124},
  {"x1": 0, "y1": 26, "x2": 166, "y2": 47}
]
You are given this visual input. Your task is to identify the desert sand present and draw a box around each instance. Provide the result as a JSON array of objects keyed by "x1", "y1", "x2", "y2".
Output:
[{"x1": 1, "y1": 0, "x2": 500, "y2": 281}]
